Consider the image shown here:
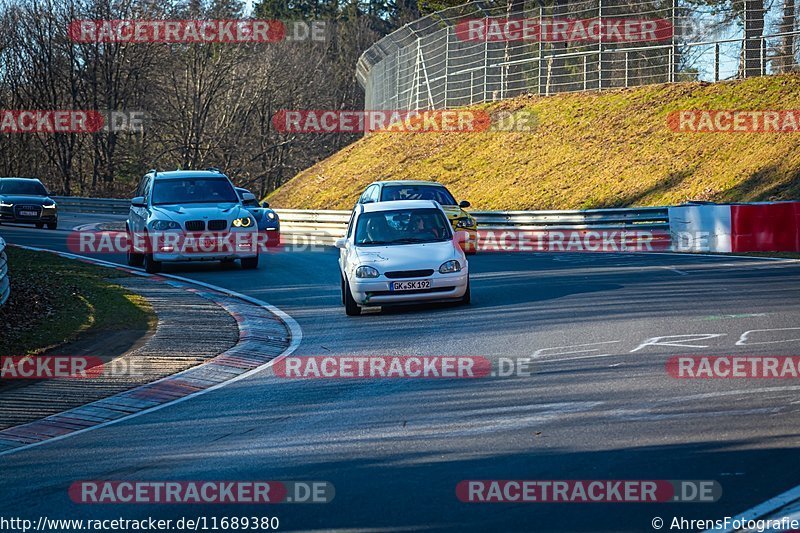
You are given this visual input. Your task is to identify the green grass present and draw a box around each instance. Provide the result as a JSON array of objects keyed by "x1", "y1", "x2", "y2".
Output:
[
  {"x1": 0, "y1": 247, "x2": 155, "y2": 357},
  {"x1": 267, "y1": 75, "x2": 800, "y2": 210}
]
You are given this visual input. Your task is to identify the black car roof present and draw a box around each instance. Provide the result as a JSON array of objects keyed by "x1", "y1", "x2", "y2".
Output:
[
  {"x1": 149, "y1": 170, "x2": 228, "y2": 181},
  {"x1": 0, "y1": 177, "x2": 43, "y2": 183}
]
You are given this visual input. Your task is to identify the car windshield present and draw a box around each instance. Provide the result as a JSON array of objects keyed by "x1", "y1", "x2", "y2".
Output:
[
  {"x1": 380, "y1": 184, "x2": 457, "y2": 205},
  {"x1": 0, "y1": 180, "x2": 47, "y2": 196},
  {"x1": 355, "y1": 208, "x2": 453, "y2": 246},
  {"x1": 152, "y1": 177, "x2": 238, "y2": 205}
]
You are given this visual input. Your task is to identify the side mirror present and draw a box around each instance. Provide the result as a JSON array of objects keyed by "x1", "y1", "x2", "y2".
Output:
[
  {"x1": 459, "y1": 200, "x2": 471, "y2": 209},
  {"x1": 241, "y1": 192, "x2": 256, "y2": 203},
  {"x1": 261, "y1": 201, "x2": 270, "y2": 208},
  {"x1": 131, "y1": 196, "x2": 146, "y2": 208},
  {"x1": 334, "y1": 238, "x2": 347, "y2": 249}
]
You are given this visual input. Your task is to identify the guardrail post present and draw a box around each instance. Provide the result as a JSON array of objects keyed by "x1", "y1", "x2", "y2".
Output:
[{"x1": 715, "y1": 43, "x2": 720, "y2": 81}]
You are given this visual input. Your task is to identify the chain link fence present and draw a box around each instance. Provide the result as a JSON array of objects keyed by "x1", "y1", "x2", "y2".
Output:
[{"x1": 356, "y1": 0, "x2": 800, "y2": 110}]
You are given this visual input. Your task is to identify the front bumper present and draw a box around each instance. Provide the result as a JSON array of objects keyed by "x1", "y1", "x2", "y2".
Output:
[
  {"x1": 0, "y1": 206, "x2": 57, "y2": 223},
  {"x1": 260, "y1": 227, "x2": 281, "y2": 248},
  {"x1": 150, "y1": 231, "x2": 258, "y2": 262},
  {"x1": 349, "y1": 271, "x2": 468, "y2": 305}
]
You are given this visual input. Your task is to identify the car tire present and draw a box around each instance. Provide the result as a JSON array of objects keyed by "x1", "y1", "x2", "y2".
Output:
[
  {"x1": 127, "y1": 247, "x2": 144, "y2": 267},
  {"x1": 143, "y1": 252, "x2": 161, "y2": 274},
  {"x1": 460, "y1": 279, "x2": 471, "y2": 305},
  {"x1": 36, "y1": 223, "x2": 44, "y2": 229},
  {"x1": 126, "y1": 229, "x2": 145, "y2": 267},
  {"x1": 47, "y1": 221, "x2": 57, "y2": 230},
  {"x1": 241, "y1": 255, "x2": 259, "y2": 269},
  {"x1": 344, "y1": 278, "x2": 361, "y2": 316}
]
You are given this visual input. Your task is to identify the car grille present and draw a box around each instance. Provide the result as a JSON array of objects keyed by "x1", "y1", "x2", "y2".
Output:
[
  {"x1": 367, "y1": 286, "x2": 454, "y2": 296},
  {"x1": 385, "y1": 269, "x2": 434, "y2": 279},
  {"x1": 14, "y1": 205, "x2": 41, "y2": 218},
  {"x1": 185, "y1": 220, "x2": 205, "y2": 231},
  {"x1": 208, "y1": 220, "x2": 227, "y2": 231}
]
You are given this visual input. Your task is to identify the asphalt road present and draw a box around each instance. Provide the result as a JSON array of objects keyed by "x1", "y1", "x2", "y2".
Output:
[{"x1": 2, "y1": 216, "x2": 800, "y2": 532}]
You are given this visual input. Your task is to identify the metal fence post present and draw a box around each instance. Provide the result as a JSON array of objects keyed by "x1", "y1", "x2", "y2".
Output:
[
  {"x1": 598, "y1": 0, "x2": 603, "y2": 90},
  {"x1": 470, "y1": 71, "x2": 475, "y2": 105},
  {"x1": 444, "y1": 26, "x2": 450, "y2": 108},
  {"x1": 624, "y1": 52, "x2": 629, "y2": 87},
  {"x1": 395, "y1": 48, "x2": 401, "y2": 109},
  {"x1": 415, "y1": 40, "x2": 421, "y2": 110},
  {"x1": 668, "y1": 47, "x2": 674, "y2": 82},
  {"x1": 714, "y1": 43, "x2": 720, "y2": 81},
  {"x1": 671, "y1": 0, "x2": 677, "y2": 83},
  {"x1": 538, "y1": 7, "x2": 544, "y2": 96},
  {"x1": 583, "y1": 54, "x2": 588, "y2": 91},
  {"x1": 484, "y1": 28, "x2": 489, "y2": 103}
]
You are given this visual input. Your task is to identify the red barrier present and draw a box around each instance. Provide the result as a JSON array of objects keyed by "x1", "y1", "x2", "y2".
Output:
[{"x1": 731, "y1": 202, "x2": 800, "y2": 252}]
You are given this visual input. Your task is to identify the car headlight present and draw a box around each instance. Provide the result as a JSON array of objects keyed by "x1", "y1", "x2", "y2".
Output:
[
  {"x1": 232, "y1": 216, "x2": 253, "y2": 228},
  {"x1": 151, "y1": 220, "x2": 181, "y2": 231},
  {"x1": 0, "y1": 202, "x2": 12, "y2": 208},
  {"x1": 266, "y1": 212, "x2": 277, "y2": 220},
  {"x1": 439, "y1": 260, "x2": 462, "y2": 273},
  {"x1": 455, "y1": 217, "x2": 475, "y2": 229},
  {"x1": 355, "y1": 266, "x2": 379, "y2": 278},
  {"x1": 43, "y1": 202, "x2": 56, "y2": 209}
]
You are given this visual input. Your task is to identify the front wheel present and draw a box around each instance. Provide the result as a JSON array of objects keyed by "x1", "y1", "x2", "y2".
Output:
[
  {"x1": 143, "y1": 252, "x2": 161, "y2": 274},
  {"x1": 35, "y1": 223, "x2": 44, "y2": 229},
  {"x1": 127, "y1": 247, "x2": 144, "y2": 267},
  {"x1": 241, "y1": 255, "x2": 259, "y2": 269},
  {"x1": 47, "y1": 221, "x2": 57, "y2": 230},
  {"x1": 344, "y1": 278, "x2": 361, "y2": 316},
  {"x1": 459, "y1": 279, "x2": 471, "y2": 305}
]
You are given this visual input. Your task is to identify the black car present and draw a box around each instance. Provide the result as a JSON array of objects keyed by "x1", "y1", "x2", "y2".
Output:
[
  {"x1": 235, "y1": 187, "x2": 280, "y2": 247},
  {"x1": 0, "y1": 178, "x2": 58, "y2": 229}
]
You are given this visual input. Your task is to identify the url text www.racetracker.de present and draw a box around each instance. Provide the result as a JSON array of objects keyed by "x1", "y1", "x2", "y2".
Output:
[{"x1": 1, "y1": 515, "x2": 281, "y2": 532}]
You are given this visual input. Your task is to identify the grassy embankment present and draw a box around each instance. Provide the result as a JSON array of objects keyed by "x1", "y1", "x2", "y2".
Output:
[
  {"x1": 0, "y1": 247, "x2": 155, "y2": 357},
  {"x1": 267, "y1": 75, "x2": 800, "y2": 210}
]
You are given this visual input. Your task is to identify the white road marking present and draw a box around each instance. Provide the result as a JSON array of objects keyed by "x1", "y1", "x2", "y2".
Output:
[
  {"x1": 736, "y1": 327, "x2": 800, "y2": 346},
  {"x1": 630, "y1": 333, "x2": 726, "y2": 353},
  {"x1": 0, "y1": 245, "x2": 303, "y2": 459},
  {"x1": 663, "y1": 266, "x2": 690, "y2": 275},
  {"x1": 532, "y1": 340, "x2": 621, "y2": 359}
]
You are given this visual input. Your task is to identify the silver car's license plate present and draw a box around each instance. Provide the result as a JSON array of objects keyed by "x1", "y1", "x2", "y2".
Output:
[{"x1": 391, "y1": 280, "x2": 431, "y2": 291}]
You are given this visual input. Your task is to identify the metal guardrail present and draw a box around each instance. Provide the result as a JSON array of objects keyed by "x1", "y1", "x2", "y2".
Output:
[
  {"x1": 274, "y1": 206, "x2": 670, "y2": 245},
  {"x1": 52, "y1": 196, "x2": 130, "y2": 215},
  {"x1": 55, "y1": 198, "x2": 669, "y2": 245},
  {"x1": 0, "y1": 237, "x2": 10, "y2": 307}
]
